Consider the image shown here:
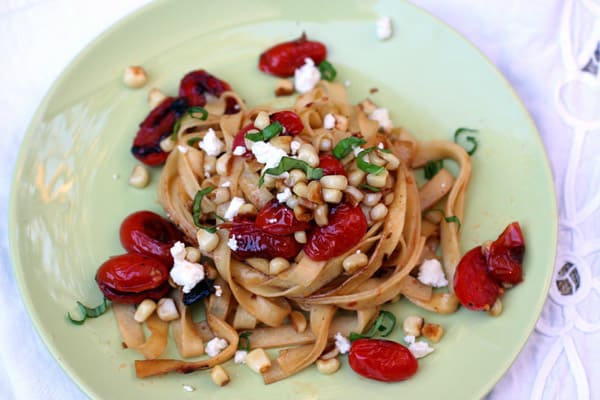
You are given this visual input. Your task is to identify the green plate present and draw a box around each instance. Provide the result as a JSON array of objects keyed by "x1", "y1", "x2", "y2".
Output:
[{"x1": 9, "y1": 0, "x2": 557, "y2": 398}]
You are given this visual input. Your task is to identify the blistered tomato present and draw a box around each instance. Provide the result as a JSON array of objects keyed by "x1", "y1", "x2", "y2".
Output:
[
  {"x1": 304, "y1": 203, "x2": 367, "y2": 261},
  {"x1": 318, "y1": 154, "x2": 347, "y2": 176},
  {"x1": 119, "y1": 210, "x2": 184, "y2": 266},
  {"x1": 484, "y1": 222, "x2": 525, "y2": 285},
  {"x1": 453, "y1": 246, "x2": 502, "y2": 311},
  {"x1": 269, "y1": 111, "x2": 304, "y2": 136},
  {"x1": 96, "y1": 253, "x2": 170, "y2": 304},
  {"x1": 255, "y1": 200, "x2": 310, "y2": 235},
  {"x1": 258, "y1": 33, "x2": 327, "y2": 77},
  {"x1": 227, "y1": 219, "x2": 302, "y2": 260},
  {"x1": 349, "y1": 338, "x2": 418, "y2": 382}
]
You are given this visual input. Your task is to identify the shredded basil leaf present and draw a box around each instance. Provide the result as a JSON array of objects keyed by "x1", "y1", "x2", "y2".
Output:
[
  {"x1": 356, "y1": 147, "x2": 385, "y2": 175},
  {"x1": 192, "y1": 187, "x2": 218, "y2": 233},
  {"x1": 171, "y1": 106, "x2": 209, "y2": 140},
  {"x1": 187, "y1": 137, "x2": 201, "y2": 146},
  {"x1": 239, "y1": 332, "x2": 252, "y2": 352},
  {"x1": 423, "y1": 208, "x2": 462, "y2": 231},
  {"x1": 245, "y1": 121, "x2": 283, "y2": 142},
  {"x1": 332, "y1": 137, "x2": 366, "y2": 160},
  {"x1": 349, "y1": 310, "x2": 397, "y2": 341},
  {"x1": 424, "y1": 160, "x2": 444, "y2": 180},
  {"x1": 454, "y1": 127, "x2": 478, "y2": 156},
  {"x1": 318, "y1": 60, "x2": 337, "y2": 82},
  {"x1": 67, "y1": 298, "x2": 109, "y2": 325},
  {"x1": 259, "y1": 157, "x2": 323, "y2": 187},
  {"x1": 359, "y1": 183, "x2": 381, "y2": 192}
]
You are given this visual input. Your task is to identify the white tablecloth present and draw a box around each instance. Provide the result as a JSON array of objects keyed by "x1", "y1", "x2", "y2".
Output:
[{"x1": 1, "y1": 0, "x2": 598, "y2": 398}]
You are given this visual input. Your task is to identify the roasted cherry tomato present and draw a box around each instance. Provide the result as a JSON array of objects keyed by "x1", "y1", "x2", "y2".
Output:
[
  {"x1": 231, "y1": 123, "x2": 256, "y2": 156},
  {"x1": 484, "y1": 222, "x2": 525, "y2": 285},
  {"x1": 258, "y1": 33, "x2": 327, "y2": 77},
  {"x1": 255, "y1": 200, "x2": 310, "y2": 235},
  {"x1": 96, "y1": 253, "x2": 170, "y2": 304},
  {"x1": 131, "y1": 97, "x2": 188, "y2": 166},
  {"x1": 304, "y1": 203, "x2": 368, "y2": 261},
  {"x1": 319, "y1": 154, "x2": 347, "y2": 176},
  {"x1": 227, "y1": 219, "x2": 301, "y2": 260},
  {"x1": 269, "y1": 111, "x2": 304, "y2": 136},
  {"x1": 119, "y1": 210, "x2": 184, "y2": 266},
  {"x1": 349, "y1": 338, "x2": 418, "y2": 382},
  {"x1": 453, "y1": 246, "x2": 502, "y2": 311},
  {"x1": 178, "y1": 69, "x2": 238, "y2": 114}
]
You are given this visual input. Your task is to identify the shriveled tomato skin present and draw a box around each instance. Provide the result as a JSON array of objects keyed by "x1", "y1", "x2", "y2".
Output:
[
  {"x1": 119, "y1": 211, "x2": 184, "y2": 266},
  {"x1": 454, "y1": 246, "x2": 502, "y2": 311},
  {"x1": 258, "y1": 34, "x2": 327, "y2": 77},
  {"x1": 304, "y1": 203, "x2": 368, "y2": 261},
  {"x1": 178, "y1": 69, "x2": 238, "y2": 114},
  {"x1": 349, "y1": 339, "x2": 418, "y2": 382},
  {"x1": 255, "y1": 200, "x2": 310, "y2": 236},
  {"x1": 319, "y1": 154, "x2": 347, "y2": 176},
  {"x1": 231, "y1": 123, "x2": 256, "y2": 156},
  {"x1": 96, "y1": 253, "x2": 170, "y2": 303},
  {"x1": 228, "y1": 221, "x2": 302, "y2": 260},
  {"x1": 269, "y1": 111, "x2": 304, "y2": 136},
  {"x1": 485, "y1": 222, "x2": 525, "y2": 285},
  {"x1": 131, "y1": 97, "x2": 188, "y2": 166}
]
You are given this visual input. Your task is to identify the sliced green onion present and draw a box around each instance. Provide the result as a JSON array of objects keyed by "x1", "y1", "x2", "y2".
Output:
[
  {"x1": 424, "y1": 160, "x2": 444, "y2": 180},
  {"x1": 171, "y1": 106, "x2": 209, "y2": 140},
  {"x1": 259, "y1": 157, "x2": 324, "y2": 187},
  {"x1": 349, "y1": 310, "x2": 397, "y2": 341},
  {"x1": 192, "y1": 187, "x2": 218, "y2": 233},
  {"x1": 187, "y1": 137, "x2": 201, "y2": 146},
  {"x1": 238, "y1": 332, "x2": 252, "y2": 352},
  {"x1": 245, "y1": 121, "x2": 283, "y2": 142},
  {"x1": 359, "y1": 183, "x2": 381, "y2": 192},
  {"x1": 318, "y1": 60, "x2": 337, "y2": 82},
  {"x1": 332, "y1": 137, "x2": 366, "y2": 160},
  {"x1": 356, "y1": 147, "x2": 385, "y2": 175},
  {"x1": 453, "y1": 127, "x2": 478, "y2": 156},
  {"x1": 67, "y1": 298, "x2": 109, "y2": 325}
]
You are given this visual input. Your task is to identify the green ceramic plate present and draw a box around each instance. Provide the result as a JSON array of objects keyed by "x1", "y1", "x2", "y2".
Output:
[{"x1": 9, "y1": 0, "x2": 557, "y2": 398}]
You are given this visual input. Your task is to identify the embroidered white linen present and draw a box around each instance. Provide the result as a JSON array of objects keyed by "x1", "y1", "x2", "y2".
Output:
[{"x1": 1, "y1": 1, "x2": 596, "y2": 399}]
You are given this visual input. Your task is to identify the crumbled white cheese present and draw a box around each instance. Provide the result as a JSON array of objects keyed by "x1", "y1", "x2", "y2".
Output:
[
  {"x1": 377, "y1": 142, "x2": 385, "y2": 149},
  {"x1": 234, "y1": 350, "x2": 248, "y2": 364},
  {"x1": 417, "y1": 258, "x2": 448, "y2": 288},
  {"x1": 290, "y1": 140, "x2": 302, "y2": 155},
  {"x1": 205, "y1": 337, "x2": 228, "y2": 357},
  {"x1": 227, "y1": 235, "x2": 239, "y2": 251},
  {"x1": 376, "y1": 16, "x2": 393, "y2": 41},
  {"x1": 224, "y1": 197, "x2": 245, "y2": 220},
  {"x1": 334, "y1": 332, "x2": 351, "y2": 354},
  {"x1": 404, "y1": 334, "x2": 435, "y2": 358},
  {"x1": 251, "y1": 141, "x2": 287, "y2": 169},
  {"x1": 220, "y1": 180, "x2": 231, "y2": 188},
  {"x1": 294, "y1": 58, "x2": 321, "y2": 93},
  {"x1": 353, "y1": 145, "x2": 364, "y2": 157},
  {"x1": 169, "y1": 241, "x2": 205, "y2": 293},
  {"x1": 276, "y1": 187, "x2": 293, "y2": 203},
  {"x1": 214, "y1": 285, "x2": 223, "y2": 297},
  {"x1": 182, "y1": 384, "x2": 195, "y2": 392},
  {"x1": 199, "y1": 128, "x2": 225, "y2": 156},
  {"x1": 178, "y1": 145, "x2": 188, "y2": 154},
  {"x1": 323, "y1": 113, "x2": 336, "y2": 130},
  {"x1": 368, "y1": 108, "x2": 393, "y2": 132},
  {"x1": 233, "y1": 145, "x2": 247, "y2": 156}
]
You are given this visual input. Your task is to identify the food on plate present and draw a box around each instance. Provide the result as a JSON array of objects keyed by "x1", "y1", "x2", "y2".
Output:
[{"x1": 70, "y1": 33, "x2": 526, "y2": 387}]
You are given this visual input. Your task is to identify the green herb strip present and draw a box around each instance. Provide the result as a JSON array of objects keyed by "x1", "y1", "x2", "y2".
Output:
[
  {"x1": 356, "y1": 147, "x2": 385, "y2": 175},
  {"x1": 192, "y1": 187, "x2": 218, "y2": 233},
  {"x1": 239, "y1": 332, "x2": 252, "y2": 352},
  {"x1": 259, "y1": 157, "x2": 324, "y2": 187},
  {"x1": 424, "y1": 160, "x2": 444, "y2": 180},
  {"x1": 423, "y1": 208, "x2": 462, "y2": 231},
  {"x1": 245, "y1": 121, "x2": 283, "y2": 142},
  {"x1": 349, "y1": 310, "x2": 397, "y2": 341},
  {"x1": 332, "y1": 137, "x2": 366, "y2": 160},
  {"x1": 187, "y1": 137, "x2": 201, "y2": 146},
  {"x1": 171, "y1": 106, "x2": 209, "y2": 141},
  {"x1": 453, "y1": 127, "x2": 478, "y2": 156},
  {"x1": 318, "y1": 60, "x2": 337, "y2": 82},
  {"x1": 359, "y1": 183, "x2": 381, "y2": 192},
  {"x1": 67, "y1": 298, "x2": 109, "y2": 325}
]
